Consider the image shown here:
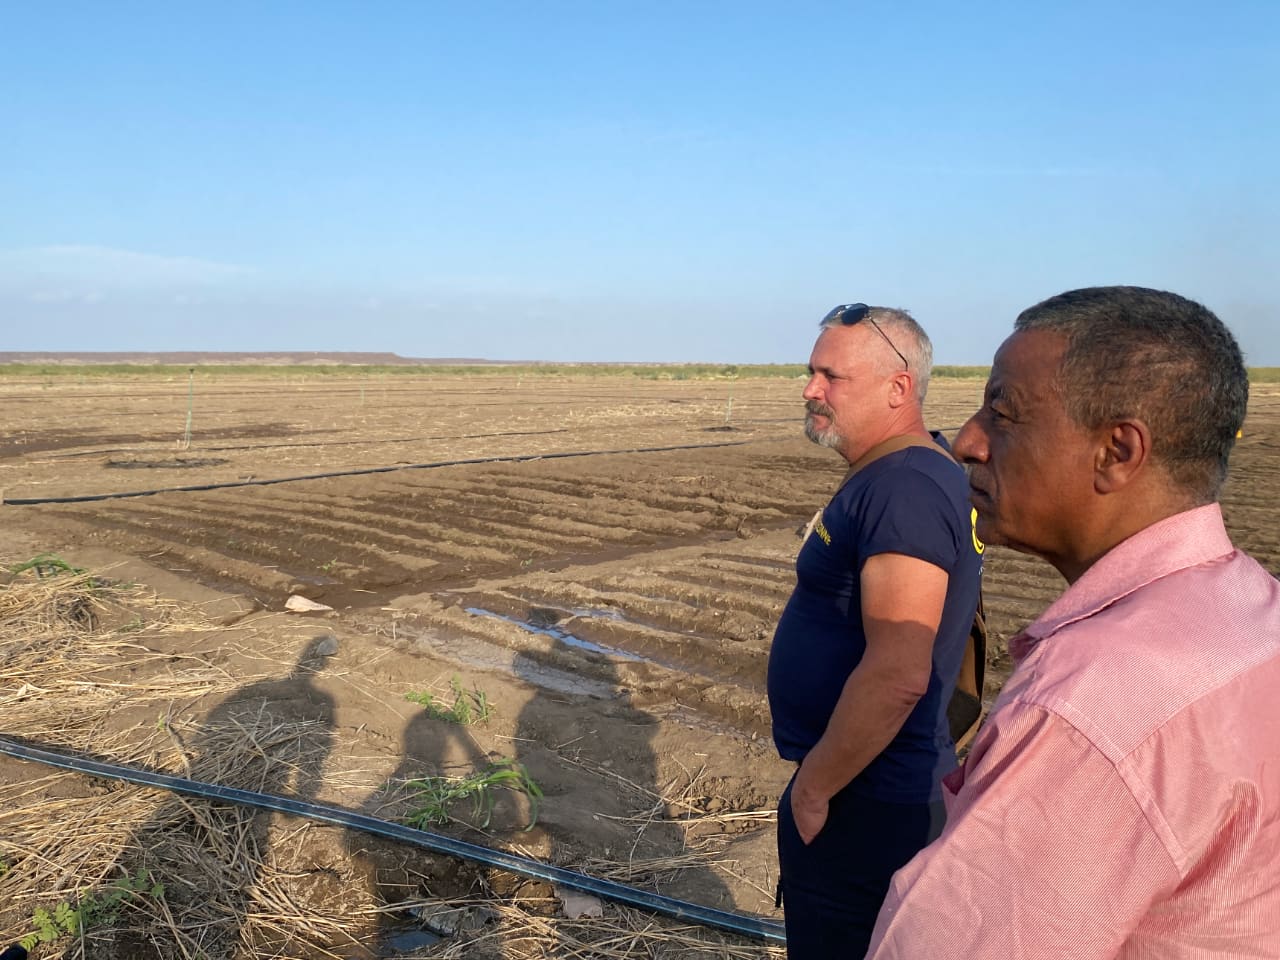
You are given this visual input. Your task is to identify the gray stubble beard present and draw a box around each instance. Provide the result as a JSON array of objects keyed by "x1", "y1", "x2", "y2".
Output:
[{"x1": 804, "y1": 402, "x2": 842, "y2": 449}]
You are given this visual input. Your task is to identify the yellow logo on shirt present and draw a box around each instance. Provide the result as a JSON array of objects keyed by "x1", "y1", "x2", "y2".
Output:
[
  {"x1": 814, "y1": 517, "x2": 831, "y2": 546},
  {"x1": 971, "y1": 507, "x2": 985, "y2": 555}
]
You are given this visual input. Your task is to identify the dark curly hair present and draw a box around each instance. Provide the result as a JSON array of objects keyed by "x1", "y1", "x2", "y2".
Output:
[{"x1": 1015, "y1": 286, "x2": 1248, "y2": 502}]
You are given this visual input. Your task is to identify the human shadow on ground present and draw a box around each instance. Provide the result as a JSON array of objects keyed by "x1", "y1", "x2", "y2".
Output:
[
  {"x1": 510, "y1": 638, "x2": 734, "y2": 951},
  {"x1": 350, "y1": 671, "x2": 496, "y2": 956},
  {"x1": 352, "y1": 635, "x2": 735, "y2": 957},
  {"x1": 104, "y1": 633, "x2": 339, "y2": 960}
]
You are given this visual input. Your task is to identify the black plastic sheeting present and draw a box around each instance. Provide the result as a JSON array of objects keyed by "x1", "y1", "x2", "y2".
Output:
[{"x1": 0, "y1": 737, "x2": 786, "y2": 943}]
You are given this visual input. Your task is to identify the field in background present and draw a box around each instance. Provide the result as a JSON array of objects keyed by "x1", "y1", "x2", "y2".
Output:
[
  {"x1": 3, "y1": 360, "x2": 1276, "y2": 389},
  {"x1": 0, "y1": 361, "x2": 1001, "y2": 380},
  {"x1": 4, "y1": 366, "x2": 1277, "y2": 720}
]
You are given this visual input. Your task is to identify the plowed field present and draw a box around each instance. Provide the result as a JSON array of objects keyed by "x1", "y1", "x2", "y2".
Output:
[{"x1": 2, "y1": 370, "x2": 1277, "y2": 955}]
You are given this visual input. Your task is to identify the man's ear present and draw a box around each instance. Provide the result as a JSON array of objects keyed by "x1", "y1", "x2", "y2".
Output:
[
  {"x1": 1094, "y1": 420, "x2": 1152, "y2": 493},
  {"x1": 886, "y1": 370, "x2": 914, "y2": 408}
]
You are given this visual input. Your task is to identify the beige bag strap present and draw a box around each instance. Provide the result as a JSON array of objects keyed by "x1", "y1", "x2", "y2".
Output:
[
  {"x1": 799, "y1": 433, "x2": 953, "y2": 542},
  {"x1": 839, "y1": 432, "x2": 957, "y2": 486}
]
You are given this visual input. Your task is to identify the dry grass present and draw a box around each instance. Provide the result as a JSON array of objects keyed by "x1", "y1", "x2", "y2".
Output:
[
  {"x1": 0, "y1": 559, "x2": 783, "y2": 959},
  {"x1": 0, "y1": 561, "x2": 376, "y2": 958},
  {"x1": 389, "y1": 898, "x2": 784, "y2": 960}
]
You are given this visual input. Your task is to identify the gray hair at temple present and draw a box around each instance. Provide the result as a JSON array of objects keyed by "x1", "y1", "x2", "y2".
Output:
[
  {"x1": 820, "y1": 306, "x2": 934, "y2": 403},
  {"x1": 1015, "y1": 285, "x2": 1248, "y2": 503}
]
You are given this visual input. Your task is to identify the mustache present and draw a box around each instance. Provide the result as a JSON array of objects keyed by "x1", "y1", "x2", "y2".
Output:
[{"x1": 805, "y1": 400, "x2": 834, "y2": 418}]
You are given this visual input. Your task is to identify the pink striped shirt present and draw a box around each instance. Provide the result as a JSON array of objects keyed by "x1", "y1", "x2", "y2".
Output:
[{"x1": 867, "y1": 503, "x2": 1280, "y2": 959}]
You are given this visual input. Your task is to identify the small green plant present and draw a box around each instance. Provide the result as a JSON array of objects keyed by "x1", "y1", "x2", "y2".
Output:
[
  {"x1": 405, "y1": 676, "x2": 493, "y2": 725},
  {"x1": 0, "y1": 857, "x2": 10, "y2": 876},
  {"x1": 20, "y1": 868, "x2": 164, "y2": 951},
  {"x1": 10, "y1": 553, "x2": 85, "y2": 578},
  {"x1": 319, "y1": 558, "x2": 338, "y2": 573},
  {"x1": 403, "y1": 758, "x2": 543, "y2": 831}
]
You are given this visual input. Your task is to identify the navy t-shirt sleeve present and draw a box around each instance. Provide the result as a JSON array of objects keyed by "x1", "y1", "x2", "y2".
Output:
[{"x1": 850, "y1": 462, "x2": 963, "y2": 573}]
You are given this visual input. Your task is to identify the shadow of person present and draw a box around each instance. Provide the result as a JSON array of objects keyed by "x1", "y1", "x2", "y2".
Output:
[
  {"x1": 348, "y1": 672, "x2": 494, "y2": 957},
  {"x1": 510, "y1": 635, "x2": 734, "y2": 949},
  {"x1": 347, "y1": 633, "x2": 736, "y2": 957},
  {"x1": 103, "y1": 633, "x2": 340, "y2": 960}
]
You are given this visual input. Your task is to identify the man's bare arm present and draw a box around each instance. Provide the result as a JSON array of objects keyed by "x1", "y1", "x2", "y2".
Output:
[{"x1": 789, "y1": 552, "x2": 948, "y2": 843}]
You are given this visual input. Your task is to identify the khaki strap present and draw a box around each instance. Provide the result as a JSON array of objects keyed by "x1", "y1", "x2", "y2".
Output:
[
  {"x1": 798, "y1": 434, "x2": 951, "y2": 542},
  {"x1": 841, "y1": 432, "x2": 956, "y2": 484}
]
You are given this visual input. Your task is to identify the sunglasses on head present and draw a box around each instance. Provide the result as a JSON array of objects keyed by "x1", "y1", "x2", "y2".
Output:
[{"x1": 821, "y1": 303, "x2": 908, "y2": 371}]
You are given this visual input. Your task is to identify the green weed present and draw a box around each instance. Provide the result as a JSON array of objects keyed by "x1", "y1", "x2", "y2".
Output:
[
  {"x1": 403, "y1": 758, "x2": 542, "y2": 831},
  {"x1": 10, "y1": 553, "x2": 85, "y2": 578},
  {"x1": 19, "y1": 868, "x2": 165, "y2": 952},
  {"x1": 405, "y1": 676, "x2": 493, "y2": 725}
]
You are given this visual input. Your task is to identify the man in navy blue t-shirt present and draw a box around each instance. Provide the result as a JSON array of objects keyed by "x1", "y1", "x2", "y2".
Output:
[{"x1": 767, "y1": 303, "x2": 983, "y2": 959}]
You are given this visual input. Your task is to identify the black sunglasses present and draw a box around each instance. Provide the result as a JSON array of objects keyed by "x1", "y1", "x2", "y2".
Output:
[{"x1": 821, "y1": 303, "x2": 908, "y2": 371}]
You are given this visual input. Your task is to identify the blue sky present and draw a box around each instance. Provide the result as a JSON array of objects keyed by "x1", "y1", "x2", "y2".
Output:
[{"x1": 3, "y1": 2, "x2": 1276, "y2": 363}]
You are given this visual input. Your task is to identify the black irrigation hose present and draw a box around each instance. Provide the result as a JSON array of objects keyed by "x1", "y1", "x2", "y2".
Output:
[
  {"x1": 0, "y1": 440, "x2": 753, "y2": 507},
  {"x1": 0, "y1": 737, "x2": 785, "y2": 943}
]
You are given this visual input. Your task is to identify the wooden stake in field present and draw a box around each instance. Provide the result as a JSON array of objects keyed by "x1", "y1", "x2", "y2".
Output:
[{"x1": 724, "y1": 366, "x2": 738, "y2": 427}]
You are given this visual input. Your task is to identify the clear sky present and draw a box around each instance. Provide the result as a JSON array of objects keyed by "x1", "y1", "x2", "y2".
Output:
[{"x1": 3, "y1": 2, "x2": 1276, "y2": 364}]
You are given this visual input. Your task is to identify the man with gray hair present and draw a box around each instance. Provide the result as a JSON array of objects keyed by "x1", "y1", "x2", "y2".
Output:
[
  {"x1": 768, "y1": 303, "x2": 984, "y2": 958},
  {"x1": 868, "y1": 286, "x2": 1280, "y2": 958}
]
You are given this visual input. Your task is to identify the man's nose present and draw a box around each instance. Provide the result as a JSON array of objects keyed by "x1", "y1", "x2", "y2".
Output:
[
  {"x1": 802, "y1": 376, "x2": 823, "y2": 401},
  {"x1": 953, "y1": 415, "x2": 987, "y2": 463}
]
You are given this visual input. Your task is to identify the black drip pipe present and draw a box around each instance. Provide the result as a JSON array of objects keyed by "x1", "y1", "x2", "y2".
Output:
[
  {"x1": 0, "y1": 737, "x2": 785, "y2": 943},
  {"x1": 1, "y1": 440, "x2": 752, "y2": 506}
]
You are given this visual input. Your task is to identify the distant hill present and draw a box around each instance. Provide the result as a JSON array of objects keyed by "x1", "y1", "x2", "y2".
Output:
[{"x1": 0, "y1": 351, "x2": 495, "y2": 366}]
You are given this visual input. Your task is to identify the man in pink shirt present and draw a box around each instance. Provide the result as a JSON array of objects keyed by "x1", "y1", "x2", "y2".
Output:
[{"x1": 867, "y1": 286, "x2": 1280, "y2": 958}]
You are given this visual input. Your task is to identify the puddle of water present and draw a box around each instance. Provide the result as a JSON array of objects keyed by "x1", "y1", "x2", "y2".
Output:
[
  {"x1": 378, "y1": 924, "x2": 442, "y2": 955},
  {"x1": 403, "y1": 627, "x2": 615, "y2": 698},
  {"x1": 570, "y1": 605, "x2": 626, "y2": 622},
  {"x1": 279, "y1": 568, "x2": 340, "y2": 587},
  {"x1": 465, "y1": 607, "x2": 650, "y2": 662},
  {"x1": 527, "y1": 604, "x2": 625, "y2": 626}
]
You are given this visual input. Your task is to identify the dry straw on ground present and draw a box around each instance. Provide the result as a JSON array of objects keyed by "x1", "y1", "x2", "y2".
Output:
[{"x1": 0, "y1": 559, "x2": 782, "y2": 959}]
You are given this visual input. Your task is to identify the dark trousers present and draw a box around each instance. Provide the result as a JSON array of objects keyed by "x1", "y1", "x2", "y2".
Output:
[{"x1": 777, "y1": 777, "x2": 945, "y2": 960}]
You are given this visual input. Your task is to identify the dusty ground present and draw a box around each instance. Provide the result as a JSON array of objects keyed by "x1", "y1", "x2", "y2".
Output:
[{"x1": 1, "y1": 370, "x2": 1277, "y2": 958}]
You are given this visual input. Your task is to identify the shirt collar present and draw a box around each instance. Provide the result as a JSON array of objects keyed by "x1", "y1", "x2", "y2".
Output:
[{"x1": 1009, "y1": 503, "x2": 1235, "y2": 663}]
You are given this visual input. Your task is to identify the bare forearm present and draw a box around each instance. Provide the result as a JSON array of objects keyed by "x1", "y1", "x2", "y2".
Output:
[{"x1": 794, "y1": 665, "x2": 923, "y2": 803}]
